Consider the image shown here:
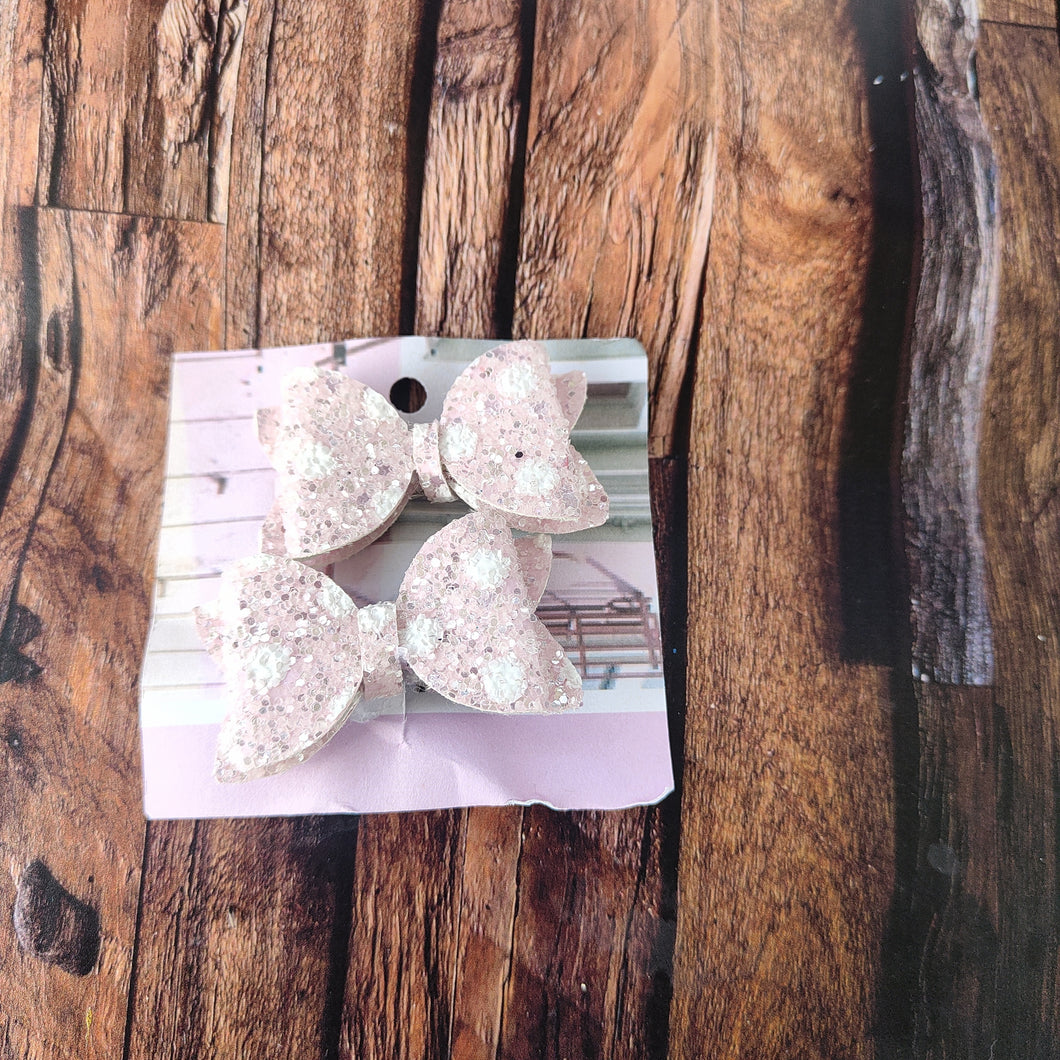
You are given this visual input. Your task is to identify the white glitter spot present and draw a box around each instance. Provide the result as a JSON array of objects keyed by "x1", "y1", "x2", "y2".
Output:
[
  {"x1": 357, "y1": 603, "x2": 390, "y2": 636},
  {"x1": 514, "y1": 458, "x2": 560, "y2": 496},
  {"x1": 288, "y1": 439, "x2": 336, "y2": 480},
  {"x1": 464, "y1": 548, "x2": 512, "y2": 589},
  {"x1": 362, "y1": 388, "x2": 396, "y2": 423},
  {"x1": 496, "y1": 361, "x2": 539, "y2": 400},
  {"x1": 440, "y1": 422, "x2": 479, "y2": 463},
  {"x1": 403, "y1": 615, "x2": 444, "y2": 657},
  {"x1": 244, "y1": 643, "x2": 293, "y2": 693},
  {"x1": 373, "y1": 480, "x2": 407, "y2": 518},
  {"x1": 482, "y1": 656, "x2": 527, "y2": 704},
  {"x1": 318, "y1": 585, "x2": 357, "y2": 620}
]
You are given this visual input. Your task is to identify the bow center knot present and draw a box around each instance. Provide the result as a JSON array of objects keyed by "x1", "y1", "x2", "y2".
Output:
[
  {"x1": 411, "y1": 422, "x2": 457, "y2": 503},
  {"x1": 356, "y1": 602, "x2": 403, "y2": 700}
]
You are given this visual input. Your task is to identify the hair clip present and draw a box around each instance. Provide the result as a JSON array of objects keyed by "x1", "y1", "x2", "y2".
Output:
[
  {"x1": 195, "y1": 511, "x2": 581, "y2": 782},
  {"x1": 256, "y1": 340, "x2": 609, "y2": 564}
]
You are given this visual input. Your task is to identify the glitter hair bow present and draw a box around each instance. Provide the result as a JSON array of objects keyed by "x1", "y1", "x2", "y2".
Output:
[
  {"x1": 195, "y1": 512, "x2": 582, "y2": 782},
  {"x1": 257, "y1": 341, "x2": 609, "y2": 564}
]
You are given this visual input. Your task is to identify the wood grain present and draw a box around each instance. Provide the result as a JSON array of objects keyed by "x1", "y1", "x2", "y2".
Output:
[
  {"x1": 979, "y1": 0, "x2": 1057, "y2": 26},
  {"x1": 35, "y1": 0, "x2": 246, "y2": 220},
  {"x1": 448, "y1": 807, "x2": 522, "y2": 1060},
  {"x1": 244, "y1": 0, "x2": 428, "y2": 346},
  {"x1": 934, "y1": 21, "x2": 1060, "y2": 1055},
  {"x1": 670, "y1": 2, "x2": 896, "y2": 1056},
  {"x1": 0, "y1": 0, "x2": 43, "y2": 383},
  {"x1": 37, "y1": 0, "x2": 130, "y2": 211},
  {"x1": 221, "y1": 0, "x2": 275, "y2": 347},
  {"x1": 342, "y1": 812, "x2": 464, "y2": 1059},
  {"x1": 0, "y1": 209, "x2": 222, "y2": 1060},
  {"x1": 515, "y1": 0, "x2": 716, "y2": 458},
  {"x1": 122, "y1": 0, "x2": 248, "y2": 221},
  {"x1": 127, "y1": 817, "x2": 359, "y2": 1059},
  {"x1": 415, "y1": 0, "x2": 527, "y2": 338},
  {"x1": 903, "y1": 0, "x2": 1000, "y2": 686}
]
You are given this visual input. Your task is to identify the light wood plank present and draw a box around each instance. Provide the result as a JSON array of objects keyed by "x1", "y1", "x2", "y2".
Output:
[
  {"x1": 670, "y1": 1, "x2": 895, "y2": 1055},
  {"x1": 515, "y1": 0, "x2": 715, "y2": 458},
  {"x1": 36, "y1": 0, "x2": 131, "y2": 211},
  {"x1": 502, "y1": 1, "x2": 704, "y2": 1053},
  {"x1": 980, "y1": 0, "x2": 1056, "y2": 26}
]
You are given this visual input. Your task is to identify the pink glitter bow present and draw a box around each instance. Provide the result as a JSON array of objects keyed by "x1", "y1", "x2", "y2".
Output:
[
  {"x1": 257, "y1": 340, "x2": 609, "y2": 564},
  {"x1": 195, "y1": 512, "x2": 582, "y2": 782}
]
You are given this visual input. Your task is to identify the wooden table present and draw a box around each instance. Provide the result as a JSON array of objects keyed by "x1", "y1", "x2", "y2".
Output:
[{"x1": 1, "y1": 1, "x2": 1058, "y2": 1056}]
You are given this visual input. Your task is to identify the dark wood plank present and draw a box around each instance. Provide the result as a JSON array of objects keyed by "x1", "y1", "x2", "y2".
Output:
[
  {"x1": 670, "y1": 1, "x2": 896, "y2": 1055},
  {"x1": 342, "y1": 812, "x2": 464, "y2": 1059},
  {"x1": 499, "y1": 808, "x2": 672, "y2": 1060},
  {"x1": 515, "y1": 0, "x2": 715, "y2": 458},
  {"x1": 237, "y1": 0, "x2": 428, "y2": 347},
  {"x1": 128, "y1": 818, "x2": 359, "y2": 1059},
  {"x1": 903, "y1": 0, "x2": 1000, "y2": 685},
  {"x1": 0, "y1": 209, "x2": 222, "y2": 1060},
  {"x1": 414, "y1": 0, "x2": 527, "y2": 338},
  {"x1": 907, "y1": 22, "x2": 1060, "y2": 1056}
]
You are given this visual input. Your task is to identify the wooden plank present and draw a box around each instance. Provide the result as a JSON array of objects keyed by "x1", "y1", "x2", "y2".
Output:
[
  {"x1": 342, "y1": 812, "x2": 464, "y2": 1059},
  {"x1": 232, "y1": 0, "x2": 428, "y2": 347},
  {"x1": 669, "y1": 1, "x2": 895, "y2": 1055},
  {"x1": 414, "y1": 0, "x2": 526, "y2": 339},
  {"x1": 515, "y1": 0, "x2": 715, "y2": 458},
  {"x1": 0, "y1": 0, "x2": 45, "y2": 511},
  {"x1": 0, "y1": 209, "x2": 222, "y2": 1060},
  {"x1": 36, "y1": 0, "x2": 246, "y2": 220},
  {"x1": 980, "y1": 0, "x2": 1056, "y2": 27},
  {"x1": 398, "y1": 7, "x2": 528, "y2": 1056},
  {"x1": 127, "y1": 818, "x2": 360, "y2": 1059},
  {"x1": 36, "y1": 0, "x2": 130, "y2": 211},
  {"x1": 3, "y1": 0, "x2": 45, "y2": 209},
  {"x1": 498, "y1": 2, "x2": 704, "y2": 1053},
  {"x1": 122, "y1": 0, "x2": 248, "y2": 222},
  {"x1": 132, "y1": 4, "x2": 429, "y2": 1057},
  {"x1": 500, "y1": 808, "x2": 673, "y2": 1060},
  {"x1": 906, "y1": 22, "x2": 1060, "y2": 1055},
  {"x1": 448, "y1": 807, "x2": 521, "y2": 1060},
  {"x1": 903, "y1": 0, "x2": 1000, "y2": 685}
]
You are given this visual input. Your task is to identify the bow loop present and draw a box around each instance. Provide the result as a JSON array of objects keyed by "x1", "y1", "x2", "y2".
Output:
[
  {"x1": 198, "y1": 513, "x2": 581, "y2": 781},
  {"x1": 259, "y1": 343, "x2": 608, "y2": 563}
]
